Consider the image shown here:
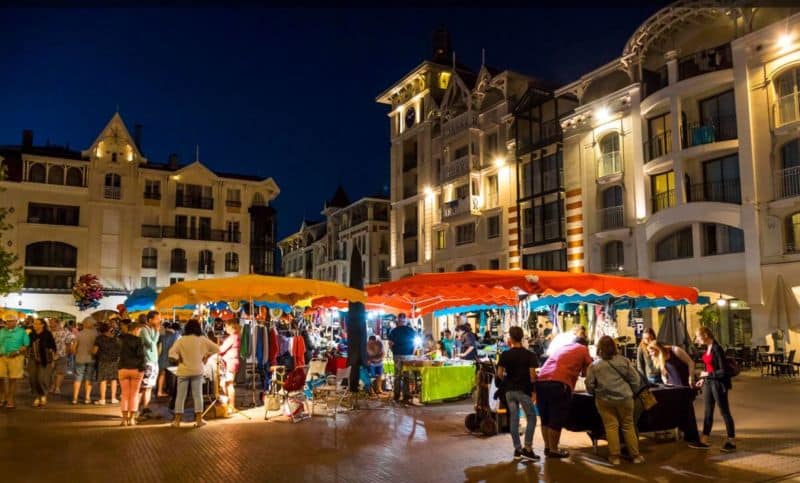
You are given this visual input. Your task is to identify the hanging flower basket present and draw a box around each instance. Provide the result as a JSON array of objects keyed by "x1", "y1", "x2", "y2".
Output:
[{"x1": 73, "y1": 274, "x2": 105, "y2": 311}]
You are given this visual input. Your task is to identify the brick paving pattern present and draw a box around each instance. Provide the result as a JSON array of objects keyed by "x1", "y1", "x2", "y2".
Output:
[{"x1": 1, "y1": 372, "x2": 798, "y2": 482}]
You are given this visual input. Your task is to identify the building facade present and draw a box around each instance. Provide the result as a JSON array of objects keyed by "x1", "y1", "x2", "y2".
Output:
[
  {"x1": 279, "y1": 187, "x2": 390, "y2": 286},
  {"x1": 377, "y1": 30, "x2": 537, "y2": 277},
  {"x1": 556, "y1": 3, "x2": 800, "y2": 350},
  {"x1": 0, "y1": 113, "x2": 279, "y2": 320}
]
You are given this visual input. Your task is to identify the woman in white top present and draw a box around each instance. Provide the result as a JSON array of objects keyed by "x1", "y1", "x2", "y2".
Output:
[{"x1": 168, "y1": 319, "x2": 219, "y2": 428}]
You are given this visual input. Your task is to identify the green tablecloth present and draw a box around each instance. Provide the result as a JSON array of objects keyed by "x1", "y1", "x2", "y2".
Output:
[{"x1": 418, "y1": 365, "x2": 475, "y2": 404}]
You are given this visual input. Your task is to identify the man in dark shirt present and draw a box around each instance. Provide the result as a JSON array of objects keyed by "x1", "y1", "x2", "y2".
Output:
[
  {"x1": 388, "y1": 314, "x2": 416, "y2": 402},
  {"x1": 460, "y1": 325, "x2": 479, "y2": 361},
  {"x1": 497, "y1": 326, "x2": 540, "y2": 462}
]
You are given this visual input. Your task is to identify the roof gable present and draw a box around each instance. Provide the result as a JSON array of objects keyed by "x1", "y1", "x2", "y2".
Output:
[{"x1": 83, "y1": 112, "x2": 144, "y2": 161}]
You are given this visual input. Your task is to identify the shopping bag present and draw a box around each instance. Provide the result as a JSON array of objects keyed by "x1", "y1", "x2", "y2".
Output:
[{"x1": 488, "y1": 377, "x2": 500, "y2": 412}]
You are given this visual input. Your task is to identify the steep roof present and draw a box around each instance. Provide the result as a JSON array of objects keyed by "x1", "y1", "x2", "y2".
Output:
[{"x1": 327, "y1": 185, "x2": 351, "y2": 208}]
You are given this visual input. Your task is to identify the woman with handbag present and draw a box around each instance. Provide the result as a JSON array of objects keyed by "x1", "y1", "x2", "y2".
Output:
[
  {"x1": 585, "y1": 336, "x2": 644, "y2": 465},
  {"x1": 695, "y1": 327, "x2": 736, "y2": 452},
  {"x1": 647, "y1": 341, "x2": 710, "y2": 450}
]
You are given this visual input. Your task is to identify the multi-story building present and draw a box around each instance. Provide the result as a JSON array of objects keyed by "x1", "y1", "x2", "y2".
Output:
[
  {"x1": 279, "y1": 186, "x2": 390, "y2": 286},
  {"x1": 557, "y1": 3, "x2": 800, "y2": 349},
  {"x1": 377, "y1": 30, "x2": 539, "y2": 276},
  {"x1": 0, "y1": 113, "x2": 279, "y2": 320}
]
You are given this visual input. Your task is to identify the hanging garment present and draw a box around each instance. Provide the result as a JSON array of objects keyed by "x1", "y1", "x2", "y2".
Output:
[
  {"x1": 260, "y1": 325, "x2": 269, "y2": 365},
  {"x1": 240, "y1": 322, "x2": 251, "y2": 360},
  {"x1": 268, "y1": 327, "x2": 279, "y2": 366},
  {"x1": 292, "y1": 336, "x2": 307, "y2": 367},
  {"x1": 255, "y1": 325, "x2": 266, "y2": 365}
]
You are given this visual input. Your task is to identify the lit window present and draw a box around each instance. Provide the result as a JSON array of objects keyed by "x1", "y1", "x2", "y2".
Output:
[{"x1": 438, "y1": 71, "x2": 451, "y2": 89}]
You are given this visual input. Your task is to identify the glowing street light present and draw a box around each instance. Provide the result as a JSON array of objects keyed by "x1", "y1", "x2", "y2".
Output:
[
  {"x1": 778, "y1": 32, "x2": 794, "y2": 51},
  {"x1": 494, "y1": 156, "x2": 506, "y2": 168}
]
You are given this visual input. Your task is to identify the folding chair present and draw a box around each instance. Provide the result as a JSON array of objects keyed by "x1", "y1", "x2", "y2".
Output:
[{"x1": 313, "y1": 366, "x2": 352, "y2": 419}]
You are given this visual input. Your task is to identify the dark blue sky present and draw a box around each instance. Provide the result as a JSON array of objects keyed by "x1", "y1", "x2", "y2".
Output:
[{"x1": 1, "y1": 6, "x2": 666, "y2": 238}]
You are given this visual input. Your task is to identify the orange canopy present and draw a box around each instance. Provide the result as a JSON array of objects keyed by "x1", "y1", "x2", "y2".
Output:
[{"x1": 363, "y1": 270, "x2": 699, "y2": 316}]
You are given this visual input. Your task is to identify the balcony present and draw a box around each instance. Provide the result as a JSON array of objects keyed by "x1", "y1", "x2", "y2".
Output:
[
  {"x1": 687, "y1": 179, "x2": 741, "y2": 204},
  {"x1": 442, "y1": 196, "x2": 480, "y2": 220},
  {"x1": 603, "y1": 264, "x2": 626, "y2": 274},
  {"x1": 225, "y1": 199, "x2": 242, "y2": 208},
  {"x1": 682, "y1": 115, "x2": 737, "y2": 148},
  {"x1": 442, "y1": 111, "x2": 478, "y2": 138},
  {"x1": 652, "y1": 190, "x2": 676, "y2": 213},
  {"x1": 774, "y1": 92, "x2": 800, "y2": 129},
  {"x1": 677, "y1": 43, "x2": 732, "y2": 82},
  {"x1": 141, "y1": 225, "x2": 240, "y2": 243},
  {"x1": 644, "y1": 131, "x2": 671, "y2": 162},
  {"x1": 104, "y1": 186, "x2": 121, "y2": 200},
  {"x1": 598, "y1": 206, "x2": 624, "y2": 231},
  {"x1": 176, "y1": 196, "x2": 214, "y2": 210},
  {"x1": 170, "y1": 260, "x2": 187, "y2": 273},
  {"x1": 597, "y1": 151, "x2": 622, "y2": 179},
  {"x1": 143, "y1": 191, "x2": 161, "y2": 200},
  {"x1": 439, "y1": 154, "x2": 478, "y2": 183},
  {"x1": 775, "y1": 166, "x2": 800, "y2": 200}
]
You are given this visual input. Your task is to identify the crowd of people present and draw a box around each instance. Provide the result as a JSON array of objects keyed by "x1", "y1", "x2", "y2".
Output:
[
  {"x1": 0, "y1": 311, "x2": 241, "y2": 428},
  {"x1": 495, "y1": 324, "x2": 739, "y2": 464}
]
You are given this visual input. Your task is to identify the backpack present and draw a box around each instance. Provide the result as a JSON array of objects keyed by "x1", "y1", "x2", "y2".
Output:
[{"x1": 724, "y1": 357, "x2": 741, "y2": 377}]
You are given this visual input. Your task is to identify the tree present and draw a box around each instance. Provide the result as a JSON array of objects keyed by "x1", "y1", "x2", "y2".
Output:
[{"x1": 0, "y1": 165, "x2": 23, "y2": 295}]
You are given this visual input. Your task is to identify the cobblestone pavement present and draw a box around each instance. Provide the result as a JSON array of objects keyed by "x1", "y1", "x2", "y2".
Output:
[{"x1": 2, "y1": 371, "x2": 799, "y2": 483}]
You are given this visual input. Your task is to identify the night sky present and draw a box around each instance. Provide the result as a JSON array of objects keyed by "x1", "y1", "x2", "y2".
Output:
[{"x1": 1, "y1": 6, "x2": 668, "y2": 238}]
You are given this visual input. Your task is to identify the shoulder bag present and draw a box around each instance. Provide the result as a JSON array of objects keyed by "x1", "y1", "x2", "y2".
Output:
[{"x1": 606, "y1": 359, "x2": 658, "y2": 411}]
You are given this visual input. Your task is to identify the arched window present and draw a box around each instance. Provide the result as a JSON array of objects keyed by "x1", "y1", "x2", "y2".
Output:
[
  {"x1": 225, "y1": 252, "x2": 239, "y2": 272},
  {"x1": 29, "y1": 163, "x2": 46, "y2": 183},
  {"x1": 655, "y1": 227, "x2": 693, "y2": 261},
  {"x1": 703, "y1": 223, "x2": 744, "y2": 256},
  {"x1": 198, "y1": 250, "x2": 214, "y2": 274},
  {"x1": 252, "y1": 192, "x2": 265, "y2": 206},
  {"x1": 170, "y1": 248, "x2": 187, "y2": 273},
  {"x1": 603, "y1": 241, "x2": 624, "y2": 273},
  {"x1": 66, "y1": 167, "x2": 83, "y2": 187},
  {"x1": 600, "y1": 185, "x2": 624, "y2": 230},
  {"x1": 104, "y1": 173, "x2": 121, "y2": 199},
  {"x1": 598, "y1": 133, "x2": 621, "y2": 177},
  {"x1": 25, "y1": 241, "x2": 77, "y2": 267},
  {"x1": 775, "y1": 67, "x2": 800, "y2": 126},
  {"x1": 47, "y1": 165, "x2": 64, "y2": 185},
  {"x1": 141, "y1": 248, "x2": 157, "y2": 269}
]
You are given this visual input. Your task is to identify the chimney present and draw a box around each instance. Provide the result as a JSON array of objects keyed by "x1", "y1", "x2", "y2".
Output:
[
  {"x1": 22, "y1": 129, "x2": 33, "y2": 148},
  {"x1": 134, "y1": 124, "x2": 143, "y2": 151},
  {"x1": 168, "y1": 153, "x2": 179, "y2": 170}
]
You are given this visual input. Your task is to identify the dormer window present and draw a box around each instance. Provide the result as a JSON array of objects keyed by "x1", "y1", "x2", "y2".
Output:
[{"x1": 111, "y1": 152, "x2": 118, "y2": 163}]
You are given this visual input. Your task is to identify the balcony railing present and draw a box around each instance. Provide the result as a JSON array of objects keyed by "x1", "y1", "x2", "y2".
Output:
[
  {"x1": 603, "y1": 264, "x2": 626, "y2": 274},
  {"x1": 652, "y1": 190, "x2": 676, "y2": 213},
  {"x1": 687, "y1": 179, "x2": 741, "y2": 204},
  {"x1": 442, "y1": 195, "x2": 480, "y2": 219},
  {"x1": 439, "y1": 154, "x2": 478, "y2": 183},
  {"x1": 176, "y1": 196, "x2": 214, "y2": 210},
  {"x1": 599, "y1": 205, "x2": 624, "y2": 230},
  {"x1": 141, "y1": 225, "x2": 240, "y2": 243},
  {"x1": 225, "y1": 199, "x2": 242, "y2": 207},
  {"x1": 442, "y1": 112, "x2": 478, "y2": 138},
  {"x1": 597, "y1": 151, "x2": 622, "y2": 178},
  {"x1": 786, "y1": 240, "x2": 800, "y2": 254},
  {"x1": 644, "y1": 131, "x2": 671, "y2": 162},
  {"x1": 682, "y1": 115, "x2": 737, "y2": 148},
  {"x1": 677, "y1": 43, "x2": 732, "y2": 81},
  {"x1": 543, "y1": 218, "x2": 562, "y2": 241},
  {"x1": 642, "y1": 65, "x2": 668, "y2": 99},
  {"x1": 775, "y1": 166, "x2": 800, "y2": 199},
  {"x1": 141, "y1": 256, "x2": 158, "y2": 269},
  {"x1": 104, "y1": 186, "x2": 121, "y2": 200},
  {"x1": 774, "y1": 92, "x2": 800, "y2": 129},
  {"x1": 170, "y1": 260, "x2": 187, "y2": 273},
  {"x1": 143, "y1": 191, "x2": 161, "y2": 200}
]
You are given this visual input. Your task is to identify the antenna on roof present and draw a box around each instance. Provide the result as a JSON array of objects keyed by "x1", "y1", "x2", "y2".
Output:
[
  {"x1": 481, "y1": 48, "x2": 486, "y2": 67},
  {"x1": 195, "y1": 144, "x2": 200, "y2": 162}
]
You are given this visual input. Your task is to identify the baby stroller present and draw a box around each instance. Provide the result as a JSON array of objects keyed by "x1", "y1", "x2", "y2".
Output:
[
  {"x1": 465, "y1": 360, "x2": 509, "y2": 436},
  {"x1": 264, "y1": 365, "x2": 310, "y2": 423}
]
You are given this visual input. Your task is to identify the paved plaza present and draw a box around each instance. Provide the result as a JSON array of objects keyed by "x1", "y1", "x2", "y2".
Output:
[{"x1": 1, "y1": 371, "x2": 798, "y2": 483}]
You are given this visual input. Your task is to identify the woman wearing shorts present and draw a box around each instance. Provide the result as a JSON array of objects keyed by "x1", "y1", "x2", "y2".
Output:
[{"x1": 218, "y1": 320, "x2": 241, "y2": 416}]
